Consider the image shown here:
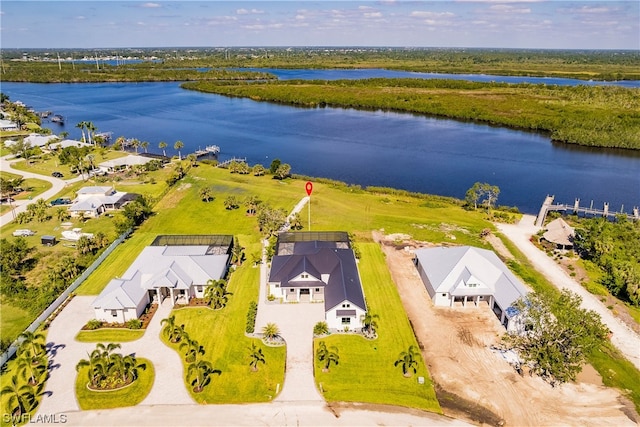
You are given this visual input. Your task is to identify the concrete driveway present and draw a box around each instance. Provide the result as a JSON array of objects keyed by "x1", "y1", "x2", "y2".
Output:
[
  {"x1": 37, "y1": 296, "x2": 193, "y2": 417},
  {"x1": 0, "y1": 154, "x2": 82, "y2": 227}
]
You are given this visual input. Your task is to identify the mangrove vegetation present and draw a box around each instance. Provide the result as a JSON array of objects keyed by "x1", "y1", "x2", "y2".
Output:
[{"x1": 183, "y1": 78, "x2": 640, "y2": 150}]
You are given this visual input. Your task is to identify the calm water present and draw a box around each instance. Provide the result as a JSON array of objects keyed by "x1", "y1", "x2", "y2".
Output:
[
  {"x1": 241, "y1": 68, "x2": 640, "y2": 88},
  {"x1": 3, "y1": 81, "x2": 639, "y2": 214}
]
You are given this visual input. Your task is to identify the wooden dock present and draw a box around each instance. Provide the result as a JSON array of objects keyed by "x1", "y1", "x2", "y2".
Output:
[
  {"x1": 535, "y1": 195, "x2": 639, "y2": 227},
  {"x1": 217, "y1": 157, "x2": 247, "y2": 168},
  {"x1": 194, "y1": 145, "x2": 220, "y2": 157}
]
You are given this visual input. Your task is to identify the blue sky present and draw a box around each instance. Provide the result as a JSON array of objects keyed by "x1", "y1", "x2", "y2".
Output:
[{"x1": 1, "y1": 1, "x2": 638, "y2": 49}]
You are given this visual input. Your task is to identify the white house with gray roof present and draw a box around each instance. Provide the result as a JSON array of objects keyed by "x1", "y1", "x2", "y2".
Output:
[
  {"x1": 69, "y1": 186, "x2": 135, "y2": 218},
  {"x1": 92, "y1": 235, "x2": 232, "y2": 323},
  {"x1": 414, "y1": 246, "x2": 529, "y2": 331},
  {"x1": 268, "y1": 232, "x2": 367, "y2": 330}
]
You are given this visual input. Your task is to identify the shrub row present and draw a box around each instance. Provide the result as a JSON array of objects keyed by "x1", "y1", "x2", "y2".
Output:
[{"x1": 245, "y1": 301, "x2": 258, "y2": 334}]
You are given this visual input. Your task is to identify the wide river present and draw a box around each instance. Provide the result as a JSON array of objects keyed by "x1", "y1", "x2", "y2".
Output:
[{"x1": 3, "y1": 71, "x2": 639, "y2": 214}]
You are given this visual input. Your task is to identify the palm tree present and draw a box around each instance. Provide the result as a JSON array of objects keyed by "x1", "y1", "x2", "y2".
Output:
[
  {"x1": 361, "y1": 312, "x2": 380, "y2": 337},
  {"x1": 248, "y1": 342, "x2": 266, "y2": 372},
  {"x1": 252, "y1": 164, "x2": 266, "y2": 176},
  {"x1": 394, "y1": 345, "x2": 419, "y2": 378},
  {"x1": 316, "y1": 341, "x2": 340, "y2": 372},
  {"x1": 187, "y1": 360, "x2": 218, "y2": 393},
  {"x1": 0, "y1": 375, "x2": 36, "y2": 417},
  {"x1": 158, "y1": 141, "x2": 168, "y2": 157},
  {"x1": 204, "y1": 279, "x2": 231, "y2": 310},
  {"x1": 186, "y1": 153, "x2": 197, "y2": 167},
  {"x1": 141, "y1": 140, "x2": 149, "y2": 153},
  {"x1": 131, "y1": 138, "x2": 140, "y2": 154},
  {"x1": 199, "y1": 186, "x2": 214, "y2": 202},
  {"x1": 161, "y1": 315, "x2": 187, "y2": 343},
  {"x1": 180, "y1": 336, "x2": 205, "y2": 363},
  {"x1": 85, "y1": 121, "x2": 96, "y2": 146},
  {"x1": 121, "y1": 354, "x2": 146, "y2": 383},
  {"x1": 174, "y1": 140, "x2": 184, "y2": 160},
  {"x1": 17, "y1": 353, "x2": 47, "y2": 386},
  {"x1": 231, "y1": 236, "x2": 243, "y2": 265},
  {"x1": 262, "y1": 323, "x2": 280, "y2": 343},
  {"x1": 17, "y1": 331, "x2": 46, "y2": 362},
  {"x1": 244, "y1": 195, "x2": 260, "y2": 215},
  {"x1": 289, "y1": 212, "x2": 303, "y2": 230},
  {"x1": 313, "y1": 321, "x2": 329, "y2": 336},
  {"x1": 114, "y1": 136, "x2": 126, "y2": 151},
  {"x1": 224, "y1": 195, "x2": 239, "y2": 210},
  {"x1": 75, "y1": 121, "x2": 87, "y2": 143}
]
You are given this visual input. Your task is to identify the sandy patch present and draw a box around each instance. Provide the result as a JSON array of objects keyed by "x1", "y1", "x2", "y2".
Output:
[{"x1": 374, "y1": 231, "x2": 637, "y2": 427}]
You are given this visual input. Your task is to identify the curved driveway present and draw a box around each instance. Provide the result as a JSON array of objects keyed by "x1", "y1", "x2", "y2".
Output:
[
  {"x1": 0, "y1": 154, "x2": 81, "y2": 227},
  {"x1": 496, "y1": 215, "x2": 640, "y2": 371}
]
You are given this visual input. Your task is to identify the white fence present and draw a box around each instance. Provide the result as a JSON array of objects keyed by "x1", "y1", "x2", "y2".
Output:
[{"x1": 0, "y1": 228, "x2": 132, "y2": 367}]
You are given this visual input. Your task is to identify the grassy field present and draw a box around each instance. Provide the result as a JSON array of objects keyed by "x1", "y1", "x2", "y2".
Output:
[
  {"x1": 74, "y1": 329, "x2": 145, "y2": 343},
  {"x1": 9, "y1": 150, "x2": 128, "y2": 181},
  {"x1": 75, "y1": 357, "x2": 154, "y2": 410},
  {"x1": 0, "y1": 171, "x2": 52, "y2": 215},
  {"x1": 315, "y1": 243, "x2": 440, "y2": 412},
  {"x1": 0, "y1": 304, "x2": 31, "y2": 346},
  {"x1": 164, "y1": 262, "x2": 286, "y2": 403}
]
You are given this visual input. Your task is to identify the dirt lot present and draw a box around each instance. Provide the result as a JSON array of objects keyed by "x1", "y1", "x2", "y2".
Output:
[{"x1": 373, "y1": 231, "x2": 638, "y2": 427}]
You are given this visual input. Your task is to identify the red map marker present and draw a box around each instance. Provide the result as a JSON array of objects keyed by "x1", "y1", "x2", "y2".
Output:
[{"x1": 305, "y1": 181, "x2": 313, "y2": 196}]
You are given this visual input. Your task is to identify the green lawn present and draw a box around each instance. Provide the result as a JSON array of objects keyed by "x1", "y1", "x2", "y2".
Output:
[
  {"x1": 10, "y1": 150, "x2": 128, "y2": 180},
  {"x1": 75, "y1": 358, "x2": 154, "y2": 410},
  {"x1": 164, "y1": 262, "x2": 286, "y2": 403},
  {"x1": 314, "y1": 243, "x2": 441, "y2": 412},
  {"x1": 75, "y1": 329, "x2": 145, "y2": 343},
  {"x1": 0, "y1": 304, "x2": 31, "y2": 345}
]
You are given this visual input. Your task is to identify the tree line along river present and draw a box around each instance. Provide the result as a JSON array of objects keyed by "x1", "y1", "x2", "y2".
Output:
[{"x1": 3, "y1": 69, "x2": 639, "y2": 214}]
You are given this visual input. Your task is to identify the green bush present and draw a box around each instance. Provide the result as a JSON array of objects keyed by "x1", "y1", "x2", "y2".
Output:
[
  {"x1": 86, "y1": 319, "x2": 103, "y2": 330},
  {"x1": 127, "y1": 319, "x2": 143, "y2": 329},
  {"x1": 245, "y1": 301, "x2": 258, "y2": 334}
]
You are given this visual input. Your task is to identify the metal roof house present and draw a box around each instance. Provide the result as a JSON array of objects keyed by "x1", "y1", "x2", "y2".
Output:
[
  {"x1": 268, "y1": 232, "x2": 367, "y2": 331},
  {"x1": 414, "y1": 246, "x2": 529, "y2": 332},
  {"x1": 92, "y1": 235, "x2": 233, "y2": 323},
  {"x1": 69, "y1": 186, "x2": 136, "y2": 218}
]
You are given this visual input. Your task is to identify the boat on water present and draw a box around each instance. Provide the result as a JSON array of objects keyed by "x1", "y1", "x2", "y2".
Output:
[
  {"x1": 51, "y1": 114, "x2": 64, "y2": 124},
  {"x1": 61, "y1": 228, "x2": 93, "y2": 241}
]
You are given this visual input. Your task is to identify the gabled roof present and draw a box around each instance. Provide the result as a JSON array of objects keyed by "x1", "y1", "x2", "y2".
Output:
[
  {"x1": 415, "y1": 246, "x2": 528, "y2": 309},
  {"x1": 269, "y1": 236, "x2": 366, "y2": 312},
  {"x1": 98, "y1": 155, "x2": 153, "y2": 169},
  {"x1": 93, "y1": 242, "x2": 231, "y2": 312}
]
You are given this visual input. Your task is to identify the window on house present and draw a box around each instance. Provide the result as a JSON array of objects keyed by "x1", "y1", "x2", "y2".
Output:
[
  {"x1": 315, "y1": 288, "x2": 320, "y2": 292},
  {"x1": 290, "y1": 289, "x2": 295, "y2": 293},
  {"x1": 442, "y1": 293, "x2": 447, "y2": 297},
  {"x1": 301, "y1": 273, "x2": 308, "y2": 279},
  {"x1": 111, "y1": 310, "x2": 117, "y2": 317},
  {"x1": 197, "y1": 286, "x2": 202, "y2": 292},
  {"x1": 346, "y1": 304, "x2": 350, "y2": 308},
  {"x1": 341, "y1": 317, "x2": 351, "y2": 325}
]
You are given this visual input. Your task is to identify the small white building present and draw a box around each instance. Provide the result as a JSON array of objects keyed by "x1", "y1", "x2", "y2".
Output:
[
  {"x1": 92, "y1": 235, "x2": 233, "y2": 323},
  {"x1": 0, "y1": 119, "x2": 18, "y2": 131},
  {"x1": 268, "y1": 232, "x2": 367, "y2": 330},
  {"x1": 414, "y1": 246, "x2": 529, "y2": 332},
  {"x1": 69, "y1": 186, "x2": 134, "y2": 218}
]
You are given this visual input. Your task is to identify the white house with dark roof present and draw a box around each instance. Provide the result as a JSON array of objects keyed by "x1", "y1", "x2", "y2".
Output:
[
  {"x1": 268, "y1": 232, "x2": 367, "y2": 330},
  {"x1": 97, "y1": 154, "x2": 154, "y2": 173},
  {"x1": 92, "y1": 235, "x2": 232, "y2": 323},
  {"x1": 414, "y1": 246, "x2": 529, "y2": 331}
]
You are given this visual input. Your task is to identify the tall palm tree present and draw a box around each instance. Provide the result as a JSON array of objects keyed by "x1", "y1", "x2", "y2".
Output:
[
  {"x1": 248, "y1": 343, "x2": 266, "y2": 372},
  {"x1": 362, "y1": 312, "x2": 380, "y2": 337},
  {"x1": 174, "y1": 140, "x2": 184, "y2": 160},
  {"x1": 394, "y1": 345, "x2": 419, "y2": 378},
  {"x1": 17, "y1": 331, "x2": 46, "y2": 362},
  {"x1": 141, "y1": 140, "x2": 149, "y2": 153},
  {"x1": 75, "y1": 121, "x2": 87, "y2": 143},
  {"x1": 121, "y1": 354, "x2": 146, "y2": 383},
  {"x1": 161, "y1": 315, "x2": 187, "y2": 343},
  {"x1": 0, "y1": 375, "x2": 36, "y2": 417},
  {"x1": 17, "y1": 353, "x2": 47, "y2": 386},
  {"x1": 85, "y1": 121, "x2": 96, "y2": 146},
  {"x1": 131, "y1": 138, "x2": 140, "y2": 154},
  {"x1": 115, "y1": 136, "x2": 127, "y2": 152},
  {"x1": 158, "y1": 141, "x2": 168, "y2": 157},
  {"x1": 244, "y1": 195, "x2": 261, "y2": 215}
]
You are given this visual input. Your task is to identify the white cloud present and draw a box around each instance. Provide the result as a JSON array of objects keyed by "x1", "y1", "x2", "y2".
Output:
[
  {"x1": 410, "y1": 11, "x2": 455, "y2": 18},
  {"x1": 489, "y1": 5, "x2": 531, "y2": 14},
  {"x1": 75, "y1": 15, "x2": 86, "y2": 20},
  {"x1": 141, "y1": 2, "x2": 160, "y2": 8},
  {"x1": 236, "y1": 8, "x2": 264, "y2": 15},
  {"x1": 137, "y1": 21, "x2": 146, "y2": 26},
  {"x1": 364, "y1": 12, "x2": 383, "y2": 18}
]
